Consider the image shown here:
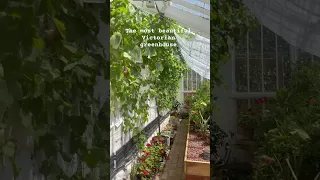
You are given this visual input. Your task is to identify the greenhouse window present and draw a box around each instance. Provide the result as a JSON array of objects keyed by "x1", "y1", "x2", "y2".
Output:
[
  {"x1": 170, "y1": 0, "x2": 210, "y2": 19},
  {"x1": 233, "y1": 23, "x2": 320, "y2": 119}
]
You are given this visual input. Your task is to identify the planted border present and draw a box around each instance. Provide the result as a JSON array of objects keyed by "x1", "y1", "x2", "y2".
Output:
[{"x1": 184, "y1": 120, "x2": 210, "y2": 178}]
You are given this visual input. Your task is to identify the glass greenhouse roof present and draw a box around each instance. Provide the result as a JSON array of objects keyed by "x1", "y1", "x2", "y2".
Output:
[
  {"x1": 171, "y1": 0, "x2": 210, "y2": 19},
  {"x1": 130, "y1": 0, "x2": 210, "y2": 38},
  {"x1": 171, "y1": 1, "x2": 210, "y2": 19}
]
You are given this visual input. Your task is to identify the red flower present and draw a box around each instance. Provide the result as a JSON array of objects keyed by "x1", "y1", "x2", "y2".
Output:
[
  {"x1": 142, "y1": 170, "x2": 148, "y2": 175},
  {"x1": 152, "y1": 169, "x2": 155, "y2": 172},
  {"x1": 152, "y1": 137, "x2": 157, "y2": 141},
  {"x1": 255, "y1": 99, "x2": 263, "y2": 104},
  {"x1": 141, "y1": 158, "x2": 146, "y2": 162},
  {"x1": 146, "y1": 143, "x2": 151, "y2": 147},
  {"x1": 159, "y1": 139, "x2": 162, "y2": 143},
  {"x1": 309, "y1": 99, "x2": 316, "y2": 105},
  {"x1": 159, "y1": 149, "x2": 163, "y2": 153},
  {"x1": 146, "y1": 151, "x2": 150, "y2": 156}
]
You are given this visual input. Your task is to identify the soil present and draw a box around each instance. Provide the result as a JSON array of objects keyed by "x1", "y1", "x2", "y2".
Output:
[{"x1": 186, "y1": 130, "x2": 210, "y2": 162}]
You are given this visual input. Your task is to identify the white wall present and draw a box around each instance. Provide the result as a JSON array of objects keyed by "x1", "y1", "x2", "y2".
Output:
[{"x1": 110, "y1": 113, "x2": 171, "y2": 180}]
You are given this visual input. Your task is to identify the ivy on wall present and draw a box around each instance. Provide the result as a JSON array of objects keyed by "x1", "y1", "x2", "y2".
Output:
[
  {"x1": 0, "y1": 0, "x2": 109, "y2": 179},
  {"x1": 110, "y1": 0, "x2": 187, "y2": 148}
]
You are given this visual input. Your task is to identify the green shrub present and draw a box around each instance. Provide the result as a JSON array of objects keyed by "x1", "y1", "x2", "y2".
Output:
[{"x1": 239, "y1": 61, "x2": 320, "y2": 179}]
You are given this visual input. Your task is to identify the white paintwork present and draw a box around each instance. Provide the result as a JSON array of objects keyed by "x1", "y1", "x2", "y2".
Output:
[
  {"x1": 171, "y1": 0, "x2": 210, "y2": 16},
  {"x1": 111, "y1": 115, "x2": 171, "y2": 180},
  {"x1": 130, "y1": 0, "x2": 210, "y2": 38}
]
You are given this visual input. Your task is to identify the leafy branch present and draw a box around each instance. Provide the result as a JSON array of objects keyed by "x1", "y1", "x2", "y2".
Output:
[
  {"x1": 110, "y1": 0, "x2": 187, "y2": 149},
  {"x1": 0, "y1": 0, "x2": 109, "y2": 179}
]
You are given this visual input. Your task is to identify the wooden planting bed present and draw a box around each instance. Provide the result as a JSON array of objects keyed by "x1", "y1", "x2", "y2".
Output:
[{"x1": 184, "y1": 121, "x2": 210, "y2": 180}]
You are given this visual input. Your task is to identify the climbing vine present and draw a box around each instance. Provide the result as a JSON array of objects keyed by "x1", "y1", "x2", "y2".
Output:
[
  {"x1": 211, "y1": 0, "x2": 256, "y2": 89},
  {"x1": 210, "y1": 0, "x2": 256, "y2": 177},
  {"x1": 110, "y1": 0, "x2": 187, "y2": 148},
  {"x1": 0, "y1": 0, "x2": 109, "y2": 179}
]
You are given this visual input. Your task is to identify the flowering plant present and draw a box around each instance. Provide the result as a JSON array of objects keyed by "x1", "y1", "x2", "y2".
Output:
[
  {"x1": 188, "y1": 81, "x2": 210, "y2": 131},
  {"x1": 249, "y1": 61, "x2": 320, "y2": 179},
  {"x1": 136, "y1": 136, "x2": 169, "y2": 179}
]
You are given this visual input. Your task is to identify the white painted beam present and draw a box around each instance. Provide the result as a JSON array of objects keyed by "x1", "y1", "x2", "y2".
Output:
[
  {"x1": 165, "y1": 6, "x2": 209, "y2": 37},
  {"x1": 131, "y1": 1, "x2": 210, "y2": 38},
  {"x1": 197, "y1": 0, "x2": 210, "y2": 5},
  {"x1": 171, "y1": 0, "x2": 210, "y2": 16}
]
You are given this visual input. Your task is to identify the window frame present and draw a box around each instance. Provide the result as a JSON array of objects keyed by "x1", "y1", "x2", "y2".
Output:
[
  {"x1": 231, "y1": 24, "x2": 318, "y2": 109},
  {"x1": 181, "y1": 69, "x2": 208, "y2": 102}
]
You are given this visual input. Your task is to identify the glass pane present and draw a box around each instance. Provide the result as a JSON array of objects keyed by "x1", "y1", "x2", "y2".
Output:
[
  {"x1": 188, "y1": 70, "x2": 192, "y2": 91},
  {"x1": 249, "y1": 25, "x2": 262, "y2": 92},
  {"x1": 183, "y1": 72, "x2": 188, "y2": 91},
  {"x1": 192, "y1": 71, "x2": 197, "y2": 90},
  {"x1": 263, "y1": 27, "x2": 277, "y2": 92},
  {"x1": 196, "y1": 73, "x2": 201, "y2": 89},
  {"x1": 277, "y1": 36, "x2": 291, "y2": 88},
  {"x1": 235, "y1": 35, "x2": 248, "y2": 92}
]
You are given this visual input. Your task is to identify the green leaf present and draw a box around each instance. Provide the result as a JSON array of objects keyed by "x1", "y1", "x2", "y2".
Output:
[
  {"x1": 79, "y1": 55, "x2": 96, "y2": 68},
  {"x1": 290, "y1": 129, "x2": 310, "y2": 141},
  {"x1": 3, "y1": 141, "x2": 15, "y2": 158},
  {"x1": 64, "y1": 62, "x2": 78, "y2": 71},
  {"x1": 146, "y1": 47, "x2": 157, "y2": 58},
  {"x1": 32, "y1": 37, "x2": 45, "y2": 49},
  {"x1": 123, "y1": 52, "x2": 131, "y2": 59},
  {"x1": 60, "y1": 56, "x2": 68, "y2": 63},
  {"x1": 0, "y1": 79, "x2": 14, "y2": 119},
  {"x1": 53, "y1": 18, "x2": 66, "y2": 39},
  {"x1": 110, "y1": 32, "x2": 122, "y2": 49},
  {"x1": 34, "y1": 75, "x2": 45, "y2": 97},
  {"x1": 130, "y1": 45, "x2": 142, "y2": 63},
  {"x1": 75, "y1": 67, "x2": 91, "y2": 77},
  {"x1": 63, "y1": 43, "x2": 77, "y2": 54},
  {"x1": 21, "y1": 111, "x2": 32, "y2": 129}
]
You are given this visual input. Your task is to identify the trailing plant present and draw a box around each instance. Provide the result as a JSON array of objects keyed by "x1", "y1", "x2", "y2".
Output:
[
  {"x1": 0, "y1": 0, "x2": 109, "y2": 179},
  {"x1": 211, "y1": 0, "x2": 256, "y2": 88},
  {"x1": 110, "y1": 0, "x2": 187, "y2": 149}
]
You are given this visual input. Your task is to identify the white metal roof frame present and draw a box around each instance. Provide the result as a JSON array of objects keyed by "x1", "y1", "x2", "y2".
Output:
[{"x1": 130, "y1": 0, "x2": 210, "y2": 39}]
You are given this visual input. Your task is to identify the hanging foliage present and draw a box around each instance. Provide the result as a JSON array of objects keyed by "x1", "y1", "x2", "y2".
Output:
[
  {"x1": 110, "y1": 0, "x2": 187, "y2": 148},
  {"x1": 0, "y1": 0, "x2": 109, "y2": 179}
]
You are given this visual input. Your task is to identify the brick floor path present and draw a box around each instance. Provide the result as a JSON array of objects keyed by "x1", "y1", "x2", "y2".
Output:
[{"x1": 160, "y1": 119, "x2": 188, "y2": 180}]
